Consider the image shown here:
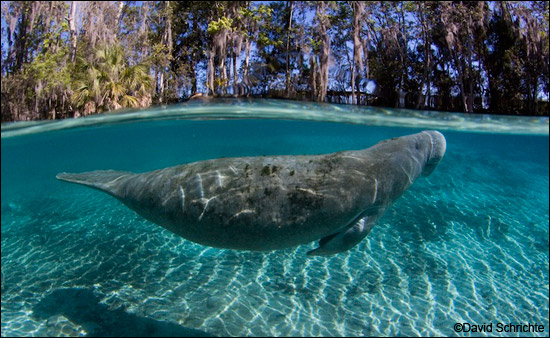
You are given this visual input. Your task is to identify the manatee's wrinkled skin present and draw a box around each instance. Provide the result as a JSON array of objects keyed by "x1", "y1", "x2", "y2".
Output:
[{"x1": 57, "y1": 131, "x2": 446, "y2": 256}]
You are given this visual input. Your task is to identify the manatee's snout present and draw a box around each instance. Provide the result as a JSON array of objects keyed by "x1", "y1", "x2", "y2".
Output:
[{"x1": 421, "y1": 130, "x2": 446, "y2": 176}]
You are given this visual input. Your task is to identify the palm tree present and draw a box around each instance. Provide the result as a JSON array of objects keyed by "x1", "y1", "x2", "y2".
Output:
[{"x1": 73, "y1": 45, "x2": 153, "y2": 115}]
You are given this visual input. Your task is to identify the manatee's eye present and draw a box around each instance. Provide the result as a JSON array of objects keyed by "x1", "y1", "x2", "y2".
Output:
[{"x1": 415, "y1": 140, "x2": 420, "y2": 150}]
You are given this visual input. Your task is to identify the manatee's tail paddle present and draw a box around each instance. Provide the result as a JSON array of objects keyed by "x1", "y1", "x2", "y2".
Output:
[{"x1": 56, "y1": 170, "x2": 133, "y2": 197}]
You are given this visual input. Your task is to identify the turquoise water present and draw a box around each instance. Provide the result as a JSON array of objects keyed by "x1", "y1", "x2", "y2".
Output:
[{"x1": 1, "y1": 101, "x2": 549, "y2": 337}]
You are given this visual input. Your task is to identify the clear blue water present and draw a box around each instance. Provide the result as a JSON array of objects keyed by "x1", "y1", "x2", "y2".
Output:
[{"x1": 1, "y1": 101, "x2": 549, "y2": 337}]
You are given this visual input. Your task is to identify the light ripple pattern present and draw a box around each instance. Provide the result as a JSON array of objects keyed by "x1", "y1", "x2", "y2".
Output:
[{"x1": 2, "y1": 117, "x2": 549, "y2": 337}]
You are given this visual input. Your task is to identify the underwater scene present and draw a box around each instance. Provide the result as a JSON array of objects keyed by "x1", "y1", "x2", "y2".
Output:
[{"x1": 1, "y1": 100, "x2": 549, "y2": 337}]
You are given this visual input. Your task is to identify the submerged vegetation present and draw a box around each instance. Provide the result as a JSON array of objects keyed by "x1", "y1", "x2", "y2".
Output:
[{"x1": 1, "y1": 1, "x2": 549, "y2": 121}]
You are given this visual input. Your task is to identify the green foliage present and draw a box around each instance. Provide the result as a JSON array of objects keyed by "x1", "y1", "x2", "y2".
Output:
[
  {"x1": 2, "y1": 0, "x2": 549, "y2": 120},
  {"x1": 150, "y1": 43, "x2": 173, "y2": 67},
  {"x1": 207, "y1": 17, "x2": 234, "y2": 35},
  {"x1": 258, "y1": 32, "x2": 283, "y2": 48},
  {"x1": 72, "y1": 44, "x2": 153, "y2": 114},
  {"x1": 24, "y1": 48, "x2": 71, "y2": 88}
]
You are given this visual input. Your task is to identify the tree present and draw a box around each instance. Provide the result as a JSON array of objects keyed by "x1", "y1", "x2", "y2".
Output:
[
  {"x1": 413, "y1": 1, "x2": 434, "y2": 109},
  {"x1": 73, "y1": 45, "x2": 153, "y2": 115},
  {"x1": 438, "y1": 1, "x2": 489, "y2": 112},
  {"x1": 68, "y1": 1, "x2": 77, "y2": 62},
  {"x1": 313, "y1": 1, "x2": 331, "y2": 102},
  {"x1": 351, "y1": 1, "x2": 366, "y2": 105},
  {"x1": 1, "y1": 0, "x2": 549, "y2": 120}
]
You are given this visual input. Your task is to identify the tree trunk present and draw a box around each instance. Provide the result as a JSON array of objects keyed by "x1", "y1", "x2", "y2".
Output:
[
  {"x1": 350, "y1": 63, "x2": 355, "y2": 105},
  {"x1": 208, "y1": 48, "x2": 215, "y2": 95},
  {"x1": 397, "y1": 1, "x2": 408, "y2": 108},
  {"x1": 215, "y1": 30, "x2": 228, "y2": 95},
  {"x1": 417, "y1": 2, "x2": 430, "y2": 109},
  {"x1": 310, "y1": 57, "x2": 318, "y2": 100},
  {"x1": 6, "y1": 5, "x2": 19, "y2": 73},
  {"x1": 285, "y1": 1, "x2": 294, "y2": 97},
  {"x1": 232, "y1": 38, "x2": 237, "y2": 95},
  {"x1": 220, "y1": 53, "x2": 226, "y2": 94},
  {"x1": 159, "y1": 1, "x2": 172, "y2": 102},
  {"x1": 244, "y1": 39, "x2": 250, "y2": 95},
  {"x1": 458, "y1": 63, "x2": 471, "y2": 113},
  {"x1": 166, "y1": 2, "x2": 172, "y2": 97},
  {"x1": 158, "y1": 66, "x2": 164, "y2": 103},
  {"x1": 191, "y1": 13, "x2": 199, "y2": 95},
  {"x1": 139, "y1": 2, "x2": 150, "y2": 58},
  {"x1": 68, "y1": 1, "x2": 77, "y2": 62},
  {"x1": 15, "y1": 8, "x2": 29, "y2": 72},
  {"x1": 116, "y1": 1, "x2": 124, "y2": 27},
  {"x1": 317, "y1": 2, "x2": 330, "y2": 102},
  {"x1": 191, "y1": 56, "x2": 197, "y2": 95},
  {"x1": 363, "y1": 22, "x2": 370, "y2": 105},
  {"x1": 352, "y1": 2, "x2": 365, "y2": 105}
]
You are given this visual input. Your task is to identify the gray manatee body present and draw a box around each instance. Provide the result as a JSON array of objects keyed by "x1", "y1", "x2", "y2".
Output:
[{"x1": 56, "y1": 130, "x2": 446, "y2": 256}]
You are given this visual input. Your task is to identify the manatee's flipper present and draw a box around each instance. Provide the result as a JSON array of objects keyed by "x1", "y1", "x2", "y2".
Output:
[
  {"x1": 56, "y1": 170, "x2": 133, "y2": 197},
  {"x1": 306, "y1": 217, "x2": 372, "y2": 256}
]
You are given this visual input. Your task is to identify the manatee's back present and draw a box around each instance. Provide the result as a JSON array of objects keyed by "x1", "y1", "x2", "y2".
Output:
[
  {"x1": 142, "y1": 155, "x2": 371, "y2": 251},
  {"x1": 55, "y1": 153, "x2": 371, "y2": 251}
]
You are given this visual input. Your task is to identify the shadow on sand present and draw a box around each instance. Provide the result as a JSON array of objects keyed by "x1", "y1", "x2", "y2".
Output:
[{"x1": 33, "y1": 288, "x2": 214, "y2": 337}]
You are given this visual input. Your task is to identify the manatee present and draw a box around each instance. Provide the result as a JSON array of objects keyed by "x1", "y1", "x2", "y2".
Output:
[{"x1": 56, "y1": 130, "x2": 446, "y2": 256}]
